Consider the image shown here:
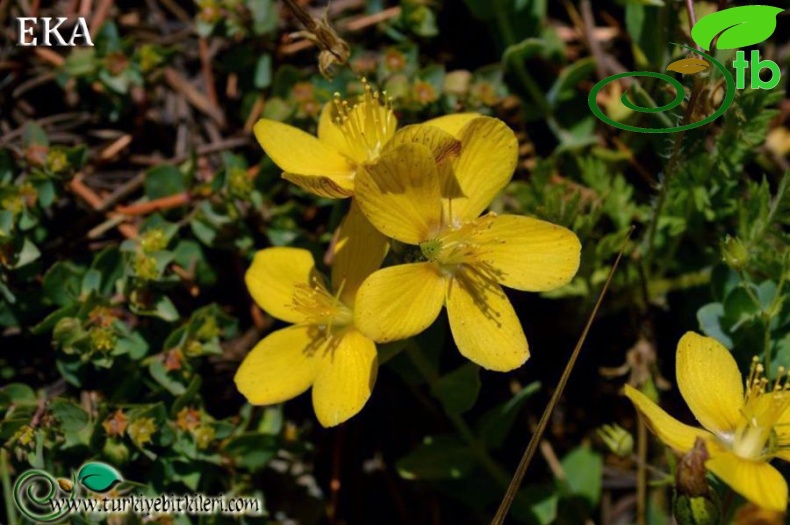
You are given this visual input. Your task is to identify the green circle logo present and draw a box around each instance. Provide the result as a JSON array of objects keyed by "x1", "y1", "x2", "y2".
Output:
[{"x1": 588, "y1": 45, "x2": 736, "y2": 134}]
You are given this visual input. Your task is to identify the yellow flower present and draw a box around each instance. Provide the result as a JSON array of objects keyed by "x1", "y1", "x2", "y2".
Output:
[
  {"x1": 235, "y1": 204, "x2": 388, "y2": 426},
  {"x1": 254, "y1": 80, "x2": 397, "y2": 198},
  {"x1": 625, "y1": 332, "x2": 790, "y2": 512},
  {"x1": 253, "y1": 79, "x2": 478, "y2": 199},
  {"x1": 352, "y1": 116, "x2": 581, "y2": 371}
]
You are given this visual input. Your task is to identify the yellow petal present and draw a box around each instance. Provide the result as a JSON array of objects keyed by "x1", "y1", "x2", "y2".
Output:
[
  {"x1": 312, "y1": 329, "x2": 378, "y2": 427},
  {"x1": 254, "y1": 118, "x2": 353, "y2": 177},
  {"x1": 706, "y1": 452, "x2": 789, "y2": 512},
  {"x1": 317, "y1": 102, "x2": 349, "y2": 158},
  {"x1": 476, "y1": 214, "x2": 581, "y2": 292},
  {"x1": 383, "y1": 124, "x2": 461, "y2": 164},
  {"x1": 424, "y1": 113, "x2": 481, "y2": 137},
  {"x1": 234, "y1": 325, "x2": 322, "y2": 405},
  {"x1": 443, "y1": 117, "x2": 518, "y2": 223},
  {"x1": 445, "y1": 267, "x2": 529, "y2": 371},
  {"x1": 354, "y1": 143, "x2": 442, "y2": 244},
  {"x1": 245, "y1": 247, "x2": 318, "y2": 323},
  {"x1": 623, "y1": 384, "x2": 711, "y2": 452},
  {"x1": 282, "y1": 172, "x2": 354, "y2": 199},
  {"x1": 355, "y1": 263, "x2": 445, "y2": 342},
  {"x1": 773, "y1": 450, "x2": 790, "y2": 463},
  {"x1": 331, "y1": 201, "x2": 389, "y2": 306},
  {"x1": 677, "y1": 332, "x2": 744, "y2": 435}
]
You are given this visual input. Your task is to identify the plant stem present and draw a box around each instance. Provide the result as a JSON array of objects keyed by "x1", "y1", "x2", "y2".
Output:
[
  {"x1": 636, "y1": 421, "x2": 647, "y2": 525},
  {"x1": 643, "y1": 81, "x2": 701, "y2": 279}
]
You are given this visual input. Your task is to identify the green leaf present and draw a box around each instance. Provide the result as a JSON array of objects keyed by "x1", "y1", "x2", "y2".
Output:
[
  {"x1": 77, "y1": 462, "x2": 124, "y2": 493},
  {"x1": 431, "y1": 363, "x2": 481, "y2": 415},
  {"x1": 149, "y1": 360, "x2": 187, "y2": 396},
  {"x1": 478, "y1": 381, "x2": 541, "y2": 448},
  {"x1": 144, "y1": 165, "x2": 186, "y2": 199},
  {"x1": 691, "y1": 6, "x2": 783, "y2": 51},
  {"x1": 625, "y1": 4, "x2": 667, "y2": 67},
  {"x1": 131, "y1": 293, "x2": 179, "y2": 322},
  {"x1": 697, "y1": 303, "x2": 733, "y2": 348},
  {"x1": 12, "y1": 238, "x2": 41, "y2": 269},
  {"x1": 723, "y1": 287, "x2": 761, "y2": 329},
  {"x1": 43, "y1": 262, "x2": 84, "y2": 307},
  {"x1": 547, "y1": 57, "x2": 596, "y2": 106},
  {"x1": 254, "y1": 54, "x2": 272, "y2": 89},
  {"x1": 50, "y1": 399, "x2": 89, "y2": 433},
  {"x1": 22, "y1": 122, "x2": 48, "y2": 148},
  {"x1": 558, "y1": 445, "x2": 603, "y2": 509},
  {"x1": 0, "y1": 210, "x2": 14, "y2": 238},
  {"x1": 0, "y1": 383, "x2": 37, "y2": 409},
  {"x1": 397, "y1": 435, "x2": 476, "y2": 480},
  {"x1": 223, "y1": 433, "x2": 278, "y2": 472}
]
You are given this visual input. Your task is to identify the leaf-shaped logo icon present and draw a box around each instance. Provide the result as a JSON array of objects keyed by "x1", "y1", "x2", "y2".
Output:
[
  {"x1": 691, "y1": 6, "x2": 784, "y2": 51},
  {"x1": 667, "y1": 58, "x2": 711, "y2": 75},
  {"x1": 76, "y1": 462, "x2": 123, "y2": 493}
]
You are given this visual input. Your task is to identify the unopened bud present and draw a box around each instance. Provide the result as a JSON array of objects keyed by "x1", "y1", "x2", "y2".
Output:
[
  {"x1": 596, "y1": 424, "x2": 634, "y2": 457},
  {"x1": 721, "y1": 235, "x2": 749, "y2": 271},
  {"x1": 444, "y1": 70, "x2": 472, "y2": 96},
  {"x1": 673, "y1": 438, "x2": 721, "y2": 525}
]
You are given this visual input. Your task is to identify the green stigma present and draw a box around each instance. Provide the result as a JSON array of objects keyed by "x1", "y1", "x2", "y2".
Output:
[{"x1": 419, "y1": 239, "x2": 443, "y2": 261}]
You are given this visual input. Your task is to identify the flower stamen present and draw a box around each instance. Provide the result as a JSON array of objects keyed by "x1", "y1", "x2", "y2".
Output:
[
  {"x1": 291, "y1": 276, "x2": 353, "y2": 333},
  {"x1": 732, "y1": 357, "x2": 790, "y2": 460},
  {"x1": 332, "y1": 78, "x2": 395, "y2": 164}
]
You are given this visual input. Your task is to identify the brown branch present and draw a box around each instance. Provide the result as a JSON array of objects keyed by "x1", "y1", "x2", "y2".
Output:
[{"x1": 115, "y1": 193, "x2": 190, "y2": 216}]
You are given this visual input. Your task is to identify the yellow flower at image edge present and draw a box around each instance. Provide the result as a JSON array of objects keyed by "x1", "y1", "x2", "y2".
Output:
[
  {"x1": 353, "y1": 116, "x2": 581, "y2": 371},
  {"x1": 235, "y1": 205, "x2": 388, "y2": 427},
  {"x1": 625, "y1": 332, "x2": 790, "y2": 512}
]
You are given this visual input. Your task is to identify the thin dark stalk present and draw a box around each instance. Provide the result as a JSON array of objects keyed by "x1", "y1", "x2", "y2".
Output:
[{"x1": 491, "y1": 228, "x2": 633, "y2": 525}]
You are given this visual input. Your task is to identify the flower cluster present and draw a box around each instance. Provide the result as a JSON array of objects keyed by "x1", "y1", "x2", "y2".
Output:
[{"x1": 235, "y1": 81, "x2": 581, "y2": 427}]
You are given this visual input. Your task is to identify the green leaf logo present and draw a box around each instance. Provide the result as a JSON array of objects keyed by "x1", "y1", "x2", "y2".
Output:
[
  {"x1": 76, "y1": 462, "x2": 123, "y2": 493},
  {"x1": 691, "y1": 6, "x2": 784, "y2": 51}
]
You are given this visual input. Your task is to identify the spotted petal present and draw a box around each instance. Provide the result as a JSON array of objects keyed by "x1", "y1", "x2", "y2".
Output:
[
  {"x1": 443, "y1": 117, "x2": 518, "y2": 223},
  {"x1": 677, "y1": 332, "x2": 744, "y2": 435},
  {"x1": 424, "y1": 113, "x2": 481, "y2": 137},
  {"x1": 331, "y1": 202, "x2": 389, "y2": 306},
  {"x1": 355, "y1": 143, "x2": 442, "y2": 244},
  {"x1": 234, "y1": 325, "x2": 323, "y2": 405},
  {"x1": 445, "y1": 266, "x2": 529, "y2": 371},
  {"x1": 312, "y1": 328, "x2": 378, "y2": 427},
  {"x1": 245, "y1": 247, "x2": 319, "y2": 324},
  {"x1": 355, "y1": 263, "x2": 446, "y2": 343},
  {"x1": 476, "y1": 214, "x2": 581, "y2": 292},
  {"x1": 624, "y1": 384, "x2": 712, "y2": 453},
  {"x1": 254, "y1": 119, "x2": 354, "y2": 198},
  {"x1": 706, "y1": 451, "x2": 789, "y2": 512}
]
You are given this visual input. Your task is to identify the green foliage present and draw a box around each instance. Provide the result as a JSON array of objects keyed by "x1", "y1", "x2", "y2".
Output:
[{"x1": 2, "y1": 0, "x2": 789, "y2": 523}]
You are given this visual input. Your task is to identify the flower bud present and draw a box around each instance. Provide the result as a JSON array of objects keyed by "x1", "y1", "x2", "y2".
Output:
[
  {"x1": 444, "y1": 70, "x2": 472, "y2": 97},
  {"x1": 721, "y1": 235, "x2": 749, "y2": 271},
  {"x1": 673, "y1": 438, "x2": 721, "y2": 525},
  {"x1": 596, "y1": 423, "x2": 634, "y2": 457}
]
